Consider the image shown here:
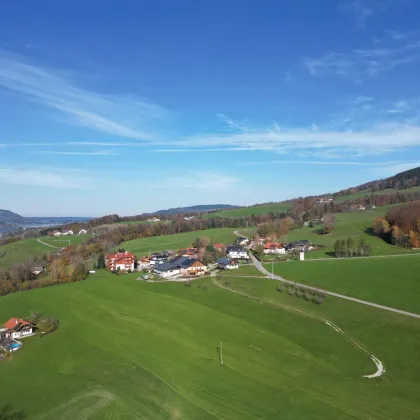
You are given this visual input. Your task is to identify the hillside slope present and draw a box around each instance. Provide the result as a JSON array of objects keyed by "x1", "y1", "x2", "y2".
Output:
[{"x1": 0, "y1": 209, "x2": 24, "y2": 225}]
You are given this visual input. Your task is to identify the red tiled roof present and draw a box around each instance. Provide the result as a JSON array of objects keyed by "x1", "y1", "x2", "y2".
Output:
[
  {"x1": 213, "y1": 243, "x2": 225, "y2": 249},
  {"x1": 178, "y1": 248, "x2": 198, "y2": 256},
  {"x1": 4, "y1": 318, "x2": 32, "y2": 330},
  {"x1": 264, "y1": 242, "x2": 284, "y2": 249}
]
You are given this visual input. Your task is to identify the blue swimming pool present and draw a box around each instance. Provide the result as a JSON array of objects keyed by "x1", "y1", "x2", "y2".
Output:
[{"x1": 8, "y1": 343, "x2": 22, "y2": 351}]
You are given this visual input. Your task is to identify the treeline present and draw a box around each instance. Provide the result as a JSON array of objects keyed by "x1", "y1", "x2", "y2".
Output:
[
  {"x1": 256, "y1": 217, "x2": 295, "y2": 239},
  {"x1": 372, "y1": 202, "x2": 420, "y2": 248},
  {"x1": 289, "y1": 190, "x2": 420, "y2": 224},
  {"x1": 331, "y1": 166, "x2": 420, "y2": 198},
  {"x1": 0, "y1": 233, "x2": 116, "y2": 297},
  {"x1": 334, "y1": 237, "x2": 372, "y2": 258}
]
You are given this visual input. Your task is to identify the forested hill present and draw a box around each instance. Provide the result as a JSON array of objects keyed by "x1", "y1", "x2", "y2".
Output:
[
  {"x1": 0, "y1": 209, "x2": 24, "y2": 225},
  {"x1": 150, "y1": 204, "x2": 239, "y2": 215},
  {"x1": 333, "y1": 166, "x2": 420, "y2": 197}
]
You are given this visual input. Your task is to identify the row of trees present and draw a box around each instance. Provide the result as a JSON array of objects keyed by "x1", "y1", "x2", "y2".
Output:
[
  {"x1": 276, "y1": 284, "x2": 326, "y2": 305},
  {"x1": 333, "y1": 237, "x2": 372, "y2": 258}
]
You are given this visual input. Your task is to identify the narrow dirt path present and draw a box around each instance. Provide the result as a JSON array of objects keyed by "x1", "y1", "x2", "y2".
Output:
[
  {"x1": 252, "y1": 254, "x2": 420, "y2": 319},
  {"x1": 37, "y1": 238, "x2": 59, "y2": 249},
  {"x1": 211, "y1": 276, "x2": 385, "y2": 378}
]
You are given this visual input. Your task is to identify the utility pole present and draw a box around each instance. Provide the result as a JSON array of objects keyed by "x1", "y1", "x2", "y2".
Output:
[{"x1": 220, "y1": 341, "x2": 223, "y2": 365}]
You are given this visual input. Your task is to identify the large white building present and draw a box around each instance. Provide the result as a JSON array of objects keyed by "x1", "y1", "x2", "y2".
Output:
[{"x1": 226, "y1": 246, "x2": 249, "y2": 260}]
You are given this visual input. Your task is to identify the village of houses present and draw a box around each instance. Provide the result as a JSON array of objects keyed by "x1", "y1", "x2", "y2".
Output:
[{"x1": 104, "y1": 235, "x2": 314, "y2": 280}]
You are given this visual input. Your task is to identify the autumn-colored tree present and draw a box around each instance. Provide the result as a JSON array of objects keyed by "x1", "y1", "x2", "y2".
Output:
[
  {"x1": 409, "y1": 230, "x2": 420, "y2": 248},
  {"x1": 372, "y1": 217, "x2": 390, "y2": 236},
  {"x1": 390, "y1": 225, "x2": 401, "y2": 245}
]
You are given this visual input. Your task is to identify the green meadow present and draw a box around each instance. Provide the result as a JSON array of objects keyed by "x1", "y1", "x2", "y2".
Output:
[
  {"x1": 0, "y1": 235, "x2": 91, "y2": 269},
  {"x1": 269, "y1": 256, "x2": 420, "y2": 313},
  {"x1": 121, "y1": 228, "x2": 238, "y2": 256},
  {"x1": 333, "y1": 185, "x2": 420, "y2": 203},
  {"x1": 202, "y1": 202, "x2": 291, "y2": 218},
  {"x1": 1, "y1": 269, "x2": 420, "y2": 419},
  {"x1": 258, "y1": 204, "x2": 420, "y2": 259}
]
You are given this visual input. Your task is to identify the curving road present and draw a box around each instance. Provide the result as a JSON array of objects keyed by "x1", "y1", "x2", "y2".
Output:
[
  {"x1": 37, "y1": 238, "x2": 59, "y2": 249},
  {"x1": 251, "y1": 254, "x2": 420, "y2": 320},
  {"x1": 233, "y1": 229, "x2": 420, "y2": 320}
]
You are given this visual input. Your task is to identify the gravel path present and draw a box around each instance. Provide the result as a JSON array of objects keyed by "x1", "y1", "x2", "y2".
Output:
[
  {"x1": 37, "y1": 238, "x2": 59, "y2": 249},
  {"x1": 233, "y1": 229, "x2": 420, "y2": 320}
]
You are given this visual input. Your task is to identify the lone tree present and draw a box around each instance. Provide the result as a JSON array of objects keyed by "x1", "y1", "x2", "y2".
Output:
[{"x1": 97, "y1": 253, "x2": 106, "y2": 269}]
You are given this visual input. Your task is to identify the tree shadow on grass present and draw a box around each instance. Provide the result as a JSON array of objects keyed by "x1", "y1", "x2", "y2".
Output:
[
  {"x1": 0, "y1": 404, "x2": 27, "y2": 420},
  {"x1": 364, "y1": 227, "x2": 375, "y2": 236}
]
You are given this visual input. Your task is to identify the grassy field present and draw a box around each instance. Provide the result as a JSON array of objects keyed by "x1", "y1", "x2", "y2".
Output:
[
  {"x1": 278, "y1": 204, "x2": 420, "y2": 259},
  {"x1": 0, "y1": 235, "x2": 91, "y2": 269},
  {"x1": 269, "y1": 256, "x2": 420, "y2": 313},
  {"x1": 121, "y1": 228, "x2": 238, "y2": 256},
  {"x1": 202, "y1": 202, "x2": 291, "y2": 218},
  {"x1": 1, "y1": 271, "x2": 420, "y2": 419},
  {"x1": 333, "y1": 185, "x2": 420, "y2": 203}
]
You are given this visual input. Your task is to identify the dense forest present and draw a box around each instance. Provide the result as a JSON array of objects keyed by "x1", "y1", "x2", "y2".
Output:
[{"x1": 372, "y1": 201, "x2": 420, "y2": 248}]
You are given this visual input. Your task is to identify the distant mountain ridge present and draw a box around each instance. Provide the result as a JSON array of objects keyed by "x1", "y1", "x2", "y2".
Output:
[
  {"x1": 0, "y1": 209, "x2": 24, "y2": 225},
  {"x1": 150, "y1": 204, "x2": 239, "y2": 215}
]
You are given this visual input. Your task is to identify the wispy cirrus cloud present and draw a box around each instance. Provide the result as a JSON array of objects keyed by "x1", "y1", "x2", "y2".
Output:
[
  {"x1": 31, "y1": 150, "x2": 118, "y2": 156},
  {"x1": 385, "y1": 29, "x2": 419, "y2": 41},
  {"x1": 304, "y1": 36, "x2": 420, "y2": 80},
  {"x1": 151, "y1": 171, "x2": 239, "y2": 191},
  {"x1": 0, "y1": 51, "x2": 168, "y2": 141},
  {"x1": 339, "y1": 0, "x2": 405, "y2": 27},
  {"x1": 0, "y1": 167, "x2": 96, "y2": 189}
]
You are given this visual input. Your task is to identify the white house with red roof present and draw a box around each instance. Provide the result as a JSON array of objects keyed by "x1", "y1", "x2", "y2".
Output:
[
  {"x1": 3, "y1": 318, "x2": 35, "y2": 339},
  {"x1": 106, "y1": 251, "x2": 135, "y2": 271},
  {"x1": 263, "y1": 242, "x2": 286, "y2": 255}
]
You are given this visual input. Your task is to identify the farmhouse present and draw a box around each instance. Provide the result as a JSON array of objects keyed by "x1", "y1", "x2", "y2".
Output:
[
  {"x1": 147, "y1": 217, "x2": 161, "y2": 222},
  {"x1": 78, "y1": 229, "x2": 87, "y2": 235},
  {"x1": 138, "y1": 256, "x2": 151, "y2": 269},
  {"x1": 263, "y1": 242, "x2": 286, "y2": 255},
  {"x1": 212, "y1": 243, "x2": 225, "y2": 251},
  {"x1": 31, "y1": 266, "x2": 44, "y2": 276},
  {"x1": 154, "y1": 256, "x2": 207, "y2": 277},
  {"x1": 217, "y1": 258, "x2": 239, "y2": 270},
  {"x1": 234, "y1": 237, "x2": 249, "y2": 246},
  {"x1": 62, "y1": 230, "x2": 74, "y2": 236},
  {"x1": 106, "y1": 251, "x2": 135, "y2": 271},
  {"x1": 226, "y1": 245, "x2": 249, "y2": 260},
  {"x1": 3, "y1": 318, "x2": 34, "y2": 339},
  {"x1": 351, "y1": 204, "x2": 366, "y2": 211},
  {"x1": 149, "y1": 253, "x2": 169, "y2": 266},
  {"x1": 317, "y1": 197, "x2": 333, "y2": 204},
  {"x1": 154, "y1": 262, "x2": 181, "y2": 278},
  {"x1": 178, "y1": 248, "x2": 198, "y2": 258},
  {"x1": 286, "y1": 240, "x2": 313, "y2": 252},
  {"x1": 0, "y1": 328, "x2": 10, "y2": 341},
  {"x1": 51, "y1": 231, "x2": 62, "y2": 237}
]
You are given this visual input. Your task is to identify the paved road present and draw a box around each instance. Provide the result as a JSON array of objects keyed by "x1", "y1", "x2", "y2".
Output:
[
  {"x1": 251, "y1": 254, "x2": 420, "y2": 320},
  {"x1": 37, "y1": 238, "x2": 59, "y2": 249},
  {"x1": 235, "y1": 229, "x2": 420, "y2": 319}
]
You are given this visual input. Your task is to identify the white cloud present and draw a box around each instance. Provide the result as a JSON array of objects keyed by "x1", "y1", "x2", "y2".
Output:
[
  {"x1": 32, "y1": 150, "x2": 117, "y2": 156},
  {"x1": 0, "y1": 51, "x2": 168, "y2": 140},
  {"x1": 385, "y1": 29, "x2": 419, "y2": 41},
  {"x1": 385, "y1": 100, "x2": 409, "y2": 113},
  {"x1": 0, "y1": 167, "x2": 96, "y2": 189},
  {"x1": 339, "y1": 0, "x2": 405, "y2": 27},
  {"x1": 369, "y1": 162, "x2": 420, "y2": 177},
  {"x1": 304, "y1": 35, "x2": 420, "y2": 80},
  {"x1": 349, "y1": 95, "x2": 375, "y2": 104},
  {"x1": 152, "y1": 172, "x2": 239, "y2": 191}
]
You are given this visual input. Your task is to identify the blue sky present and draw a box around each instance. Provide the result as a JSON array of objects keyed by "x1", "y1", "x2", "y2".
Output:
[{"x1": 1, "y1": 0, "x2": 420, "y2": 216}]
